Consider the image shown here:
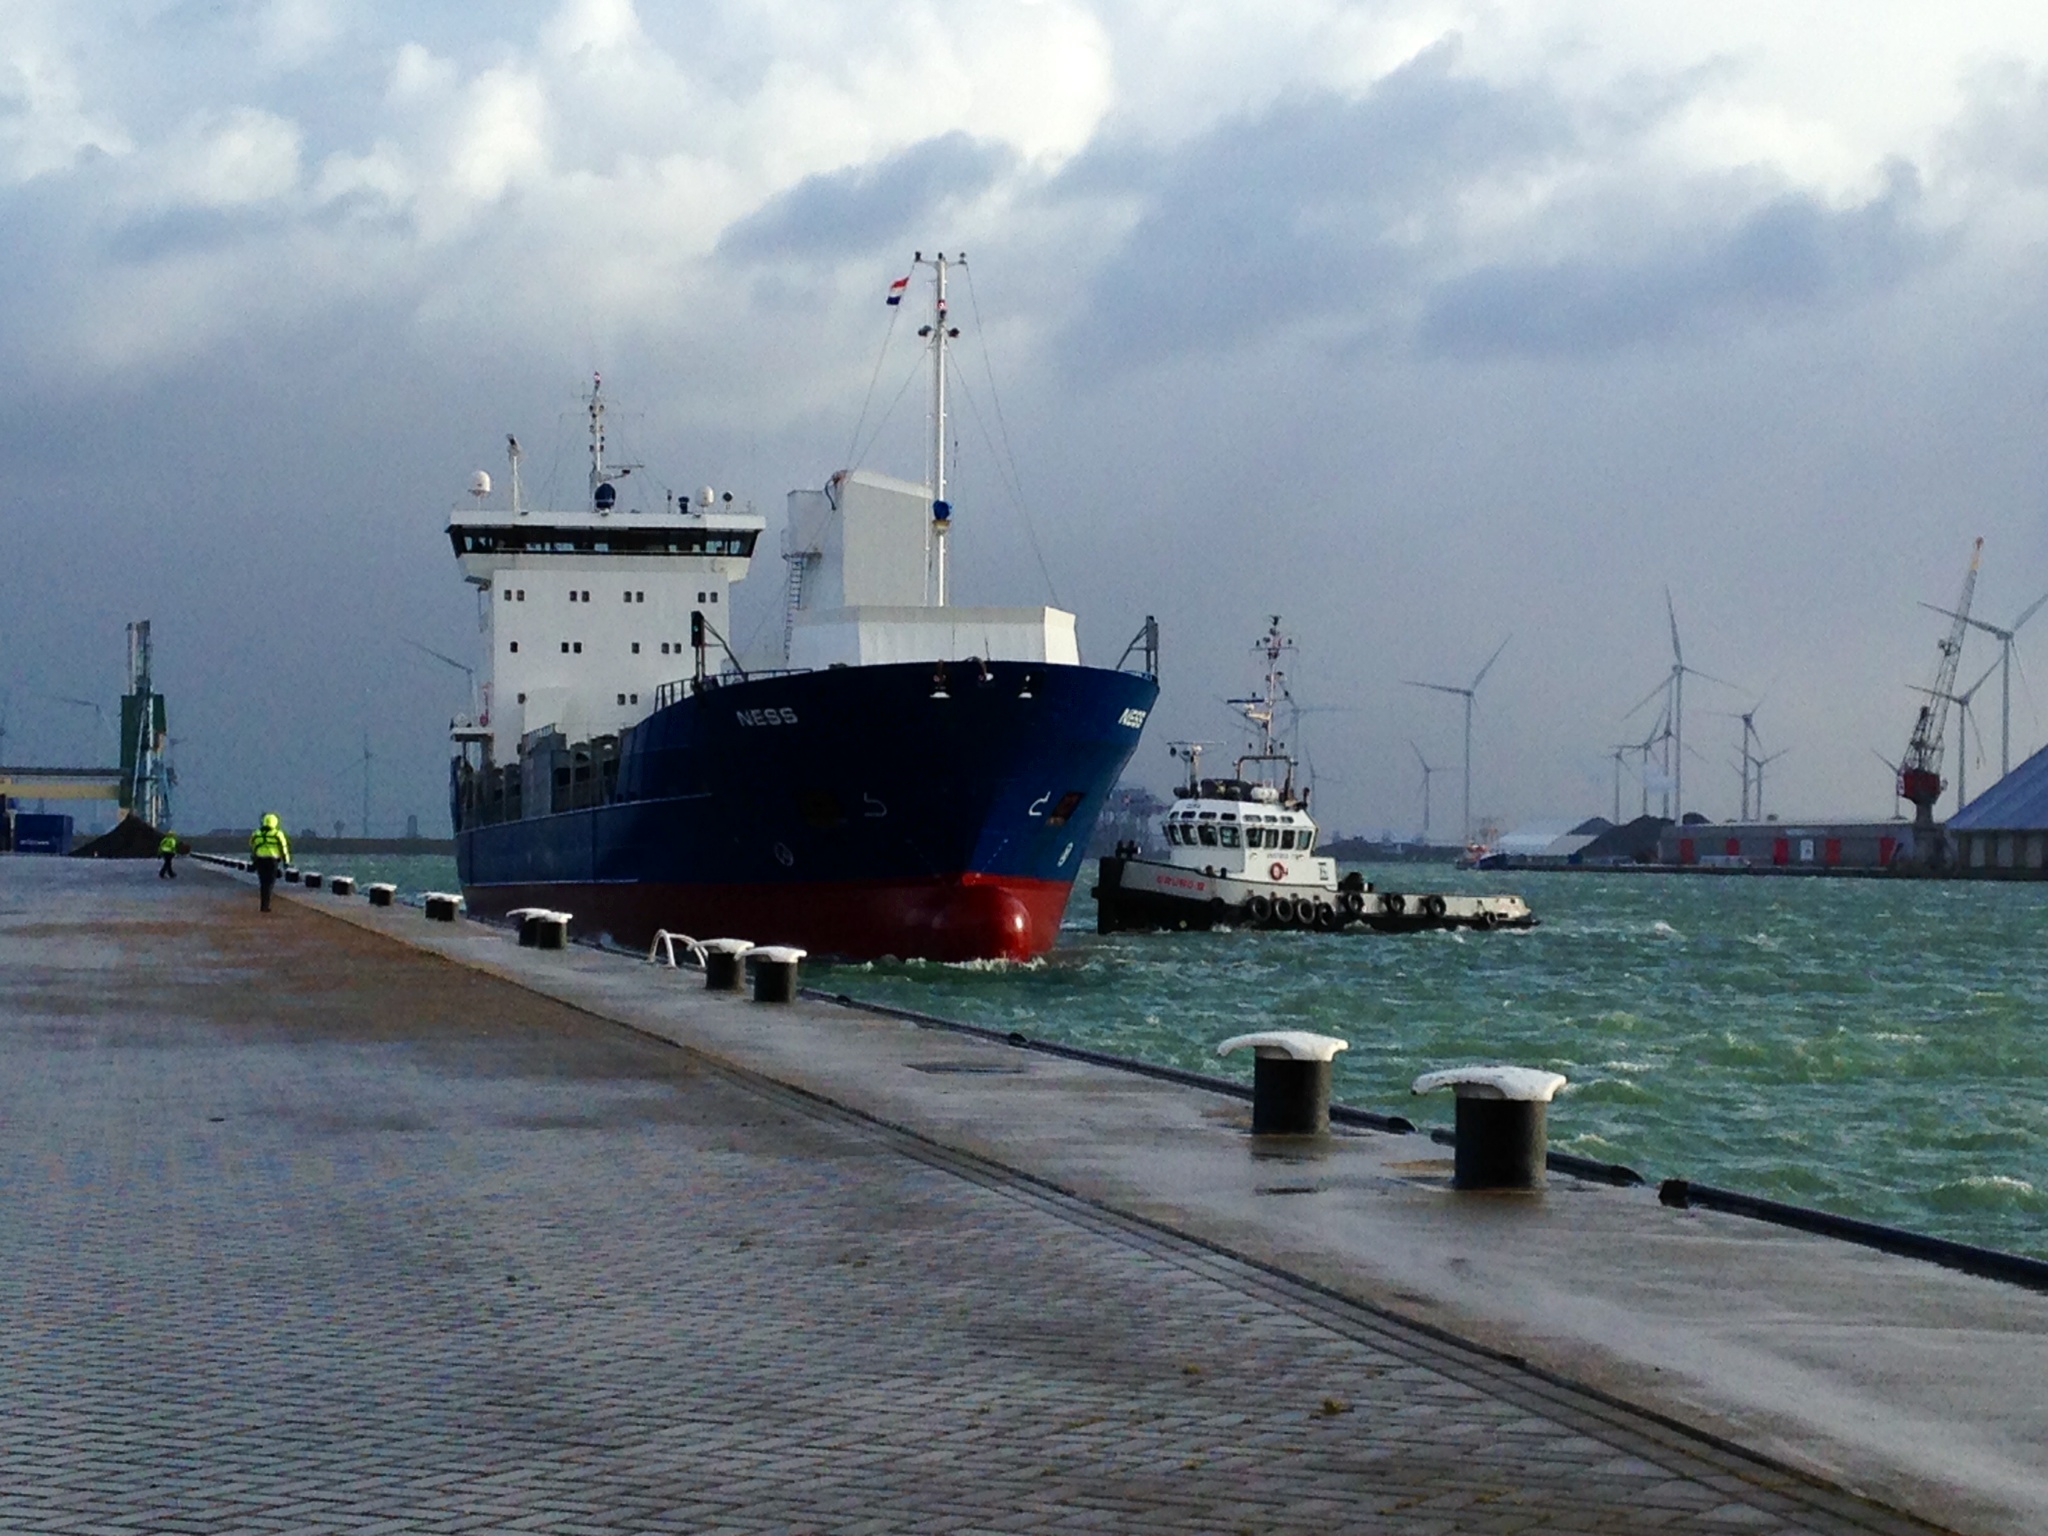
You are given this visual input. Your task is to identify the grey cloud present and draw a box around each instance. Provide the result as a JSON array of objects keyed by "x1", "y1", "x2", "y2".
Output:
[
  {"x1": 717, "y1": 131, "x2": 1016, "y2": 262},
  {"x1": 1420, "y1": 161, "x2": 1936, "y2": 357},
  {"x1": 1050, "y1": 39, "x2": 1582, "y2": 364}
]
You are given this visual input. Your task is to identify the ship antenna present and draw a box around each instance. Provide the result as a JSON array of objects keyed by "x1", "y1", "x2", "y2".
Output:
[
  {"x1": 916, "y1": 253, "x2": 962, "y2": 605},
  {"x1": 507, "y1": 435, "x2": 523, "y2": 517},
  {"x1": 587, "y1": 372, "x2": 605, "y2": 505}
]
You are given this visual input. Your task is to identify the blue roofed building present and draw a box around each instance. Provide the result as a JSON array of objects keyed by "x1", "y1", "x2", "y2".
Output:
[{"x1": 1946, "y1": 742, "x2": 2048, "y2": 877}]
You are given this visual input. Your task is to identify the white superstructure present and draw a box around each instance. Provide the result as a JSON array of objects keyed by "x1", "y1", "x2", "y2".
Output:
[
  {"x1": 779, "y1": 253, "x2": 1079, "y2": 673},
  {"x1": 448, "y1": 380, "x2": 765, "y2": 760}
]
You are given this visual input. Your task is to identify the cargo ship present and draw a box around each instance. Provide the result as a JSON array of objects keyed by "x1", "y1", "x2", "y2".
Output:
[{"x1": 446, "y1": 255, "x2": 1159, "y2": 960}]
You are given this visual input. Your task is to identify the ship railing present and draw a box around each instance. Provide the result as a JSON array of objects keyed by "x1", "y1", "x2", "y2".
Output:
[
  {"x1": 1116, "y1": 615, "x2": 1160, "y2": 679},
  {"x1": 648, "y1": 930, "x2": 707, "y2": 969}
]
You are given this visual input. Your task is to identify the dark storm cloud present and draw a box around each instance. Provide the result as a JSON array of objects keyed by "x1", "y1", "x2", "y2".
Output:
[
  {"x1": 1051, "y1": 40, "x2": 1581, "y2": 363},
  {"x1": 1420, "y1": 161, "x2": 1937, "y2": 357},
  {"x1": 717, "y1": 131, "x2": 1017, "y2": 261}
]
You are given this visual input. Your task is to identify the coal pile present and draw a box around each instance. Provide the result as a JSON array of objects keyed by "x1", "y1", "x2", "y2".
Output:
[{"x1": 73, "y1": 817, "x2": 181, "y2": 860}]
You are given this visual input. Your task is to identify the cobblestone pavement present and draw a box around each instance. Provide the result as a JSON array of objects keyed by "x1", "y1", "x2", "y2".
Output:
[{"x1": 0, "y1": 877, "x2": 1945, "y2": 1534}]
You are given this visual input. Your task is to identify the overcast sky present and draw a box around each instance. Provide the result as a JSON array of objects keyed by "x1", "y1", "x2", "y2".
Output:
[{"x1": 8, "y1": 0, "x2": 2048, "y2": 840}]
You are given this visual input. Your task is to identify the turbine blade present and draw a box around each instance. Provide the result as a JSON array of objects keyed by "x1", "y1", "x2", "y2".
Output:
[
  {"x1": 1403, "y1": 680, "x2": 1470, "y2": 698},
  {"x1": 2012, "y1": 591, "x2": 2048, "y2": 634},
  {"x1": 1623, "y1": 675, "x2": 1671, "y2": 719},
  {"x1": 1665, "y1": 587, "x2": 1682, "y2": 666},
  {"x1": 1469, "y1": 634, "x2": 1511, "y2": 692}
]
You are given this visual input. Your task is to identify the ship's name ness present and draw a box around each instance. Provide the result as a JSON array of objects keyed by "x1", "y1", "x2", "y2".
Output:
[
  {"x1": 736, "y1": 707, "x2": 799, "y2": 728},
  {"x1": 1118, "y1": 708, "x2": 1149, "y2": 729}
]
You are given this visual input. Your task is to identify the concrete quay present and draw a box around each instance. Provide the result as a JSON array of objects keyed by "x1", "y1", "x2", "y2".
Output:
[{"x1": 2, "y1": 861, "x2": 2042, "y2": 1534}]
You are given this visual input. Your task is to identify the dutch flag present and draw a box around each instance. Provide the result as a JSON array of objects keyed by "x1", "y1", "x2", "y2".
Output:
[{"x1": 886, "y1": 275, "x2": 909, "y2": 306}]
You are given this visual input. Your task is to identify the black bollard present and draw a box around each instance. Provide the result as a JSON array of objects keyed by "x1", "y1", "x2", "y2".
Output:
[
  {"x1": 702, "y1": 938, "x2": 751, "y2": 992},
  {"x1": 1412, "y1": 1067, "x2": 1568, "y2": 1190},
  {"x1": 533, "y1": 913, "x2": 569, "y2": 950},
  {"x1": 329, "y1": 877, "x2": 355, "y2": 896},
  {"x1": 424, "y1": 892, "x2": 461, "y2": 923},
  {"x1": 1217, "y1": 1032, "x2": 1351, "y2": 1136},
  {"x1": 284, "y1": 868, "x2": 302, "y2": 884},
  {"x1": 303, "y1": 872, "x2": 323, "y2": 890},
  {"x1": 747, "y1": 946, "x2": 806, "y2": 1003},
  {"x1": 367, "y1": 883, "x2": 396, "y2": 908}
]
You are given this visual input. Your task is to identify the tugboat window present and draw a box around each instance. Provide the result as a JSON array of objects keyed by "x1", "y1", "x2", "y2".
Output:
[
  {"x1": 1278, "y1": 830, "x2": 1295, "y2": 849},
  {"x1": 1197, "y1": 825, "x2": 1218, "y2": 846},
  {"x1": 1246, "y1": 827, "x2": 1263, "y2": 848},
  {"x1": 1219, "y1": 826, "x2": 1240, "y2": 848}
]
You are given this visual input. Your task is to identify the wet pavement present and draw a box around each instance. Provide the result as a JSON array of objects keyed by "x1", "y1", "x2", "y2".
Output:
[{"x1": 0, "y1": 859, "x2": 1980, "y2": 1533}]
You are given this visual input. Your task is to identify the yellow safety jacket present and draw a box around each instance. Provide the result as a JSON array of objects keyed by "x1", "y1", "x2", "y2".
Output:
[
  {"x1": 158, "y1": 834, "x2": 178, "y2": 856},
  {"x1": 249, "y1": 826, "x2": 291, "y2": 862}
]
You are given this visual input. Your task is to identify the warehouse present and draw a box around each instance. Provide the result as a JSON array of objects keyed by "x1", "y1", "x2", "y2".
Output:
[{"x1": 1946, "y1": 743, "x2": 2048, "y2": 878}]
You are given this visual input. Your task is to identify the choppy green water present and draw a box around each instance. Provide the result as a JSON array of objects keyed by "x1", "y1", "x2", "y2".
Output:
[{"x1": 823, "y1": 870, "x2": 2048, "y2": 1260}]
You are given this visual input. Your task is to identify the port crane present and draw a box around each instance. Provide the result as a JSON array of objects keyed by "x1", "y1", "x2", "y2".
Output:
[{"x1": 1898, "y1": 538, "x2": 1982, "y2": 859}]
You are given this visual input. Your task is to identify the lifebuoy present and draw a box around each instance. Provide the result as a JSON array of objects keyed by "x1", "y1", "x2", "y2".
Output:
[{"x1": 1269, "y1": 861, "x2": 1287, "y2": 881}]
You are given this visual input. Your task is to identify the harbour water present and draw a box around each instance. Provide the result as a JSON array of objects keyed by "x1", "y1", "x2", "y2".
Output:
[
  {"x1": 831, "y1": 868, "x2": 2048, "y2": 1260},
  {"x1": 288, "y1": 854, "x2": 2048, "y2": 1258}
]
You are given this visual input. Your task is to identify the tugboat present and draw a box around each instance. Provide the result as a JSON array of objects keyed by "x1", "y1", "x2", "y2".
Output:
[{"x1": 1092, "y1": 619, "x2": 1533, "y2": 934}]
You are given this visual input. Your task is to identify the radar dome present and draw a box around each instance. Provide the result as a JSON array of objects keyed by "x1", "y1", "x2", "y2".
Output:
[
  {"x1": 696, "y1": 486, "x2": 715, "y2": 508},
  {"x1": 469, "y1": 470, "x2": 492, "y2": 499}
]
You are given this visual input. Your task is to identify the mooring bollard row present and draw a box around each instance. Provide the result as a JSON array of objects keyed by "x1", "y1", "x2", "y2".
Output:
[
  {"x1": 367, "y1": 883, "x2": 397, "y2": 907},
  {"x1": 518, "y1": 910, "x2": 571, "y2": 949},
  {"x1": 1412, "y1": 1065, "x2": 1568, "y2": 1190},
  {"x1": 1217, "y1": 1031, "x2": 1350, "y2": 1135},
  {"x1": 302, "y1": 871, "x2": 323, "y2": 890},
  {"x1": 700, "y1": 938, "x2": 753, "y2": 992},
  {"x1": 329, "y1": 876, "x2": 355, "y2": 896},
  {"x1": 283, "y1": 867, "x2": 302, "y2": 884},
  {"x1": 422, "y1": 891, "x2": 462, "y2": 923},
  {"x1": 746, "y1": 945, "x2": 807, "y2": 1003}
]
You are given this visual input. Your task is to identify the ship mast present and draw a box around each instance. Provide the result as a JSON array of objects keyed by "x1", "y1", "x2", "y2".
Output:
[{"x1": 915, "y1": 253, "x2": 961, "y2": 606}]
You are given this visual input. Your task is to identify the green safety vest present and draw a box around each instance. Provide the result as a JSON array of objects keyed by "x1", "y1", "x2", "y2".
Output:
[
  {"x1": 158, "y1": 835, "x2": 177, "y2": 855},
  {"x1": 249, "y1": 828, "x2": 289, "y2": 860}
]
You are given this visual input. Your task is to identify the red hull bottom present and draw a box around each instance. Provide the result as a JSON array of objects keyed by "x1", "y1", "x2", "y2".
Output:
[{"x1": 463, "y1": 874, "x2": 1073, "y2": 963}]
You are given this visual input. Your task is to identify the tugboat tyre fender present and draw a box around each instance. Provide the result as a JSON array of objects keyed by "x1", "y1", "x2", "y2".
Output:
[
  {"x1": 1247, "y1": 893, "x2": 1274, "y2": 925},
  {"x1": 1340, "y1": 890, "x2": 1366, "y2": 918},
  {"x1": 1421, "y1": 894, "x2": 1447, "y2": 918},
  {"x1": 1382, "y1": 893, "x2": 1406, "y2": 916},
  {"x1": 1473, "y1": 909, "x2": 1496, "y2": 929},
  {"x1": 1313, "y1": 903, "x2": 1340, "y2": 931}
]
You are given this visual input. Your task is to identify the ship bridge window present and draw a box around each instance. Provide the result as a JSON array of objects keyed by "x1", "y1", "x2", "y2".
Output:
[
  {"x1": 1246, "y1": 827, "x2": 1264, "y2": 848},
  {"x1": 1278, "y1": 829, "x2": 1296, "y2": 849},
  {"x1": 449, "y1": 527, "x2": 761, "y2": 558},
  {"x1": 1218, "y1": 826, "x2": 1240, "y2": 848},
  {"x1": 1197, "y1": 825, "x2": 1218, "y2": 847}
]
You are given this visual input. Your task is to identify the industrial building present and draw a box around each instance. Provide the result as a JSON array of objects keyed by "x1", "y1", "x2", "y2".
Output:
[
  {"x1": 1945, "y1": 742, "x2": 2048, "y2": 877},
  {"x1": 1658, "y1": 820, "x2": 1915, "y2": 872}
]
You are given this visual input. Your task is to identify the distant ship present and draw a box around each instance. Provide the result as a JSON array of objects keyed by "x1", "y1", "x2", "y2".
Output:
[{"x1": 445, "y1": 255, "x2": 1159, "y2": 960}]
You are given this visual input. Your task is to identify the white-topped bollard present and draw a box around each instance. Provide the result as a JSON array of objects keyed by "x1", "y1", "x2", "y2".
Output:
[
  {"x1": 302, "y1": 871, "x2": 323, "y2": 890},
  {"x1": 329, "y1": 877, "x2": 355, "y2": 896},
  {"x1": 1217, "y1": 1032, "x2": 1350, "y2": 1135},
  {"x1": 367, "y1": 883, "x2": 397, "y2": 907},
  {"x1": 423, "y1": 891, "x2": 462, "y2": 923},
  {"x1": 532, "y1": 911, "x2": 570, "y2": 949},
  {"x1": 746, "y1": 945, "x2": 807, "y2": 1003},
  {"x1": 283, "y1": 867, "x2": 302, "y2": 884},
  {"x1": 1412, "y1": 1066, "x2": 1568, "y2": 1190},
  {"x1": 701, "y1": 938, "x2": 753, "y2": 992}
]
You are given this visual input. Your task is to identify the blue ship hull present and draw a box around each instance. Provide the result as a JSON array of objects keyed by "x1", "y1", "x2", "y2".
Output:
[{"x1": 454, "y1": 660, "x2": 1157, "y2": 960}]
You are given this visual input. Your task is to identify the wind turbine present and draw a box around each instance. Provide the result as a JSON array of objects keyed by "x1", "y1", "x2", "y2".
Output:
[
  {"x1": 1914, "y1": 657, "x2": 1999, "y2": 812},
  {"x1": 359, "y1": 728, "x2": 374, "y2": 839},
  {"x1": 1627, "y1": 591, "x2": 1736, "y2": 819},
  {"x1": 1403, "y1": 635, "x2": 1510, "y2": 846},
  {"x1": 1921, "y1": 589, "x2": 2048, "y2": 778},
  {"x1": 1410, "y1": 741, "x2": 1443, "y2": 843},
  {"x1": 1754, "y1": 748, "x2": 1789, "y2": 821}
]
